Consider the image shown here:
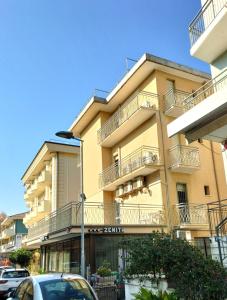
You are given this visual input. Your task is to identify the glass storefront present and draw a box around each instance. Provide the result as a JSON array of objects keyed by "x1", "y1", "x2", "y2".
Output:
[{"x1": 41, "y1": 234, "x2": 142, "y2": 274}]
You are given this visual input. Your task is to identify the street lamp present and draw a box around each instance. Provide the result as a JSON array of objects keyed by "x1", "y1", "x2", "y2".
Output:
[{"x1": 55, "y1": 131, "x2": 86, "y2": 278}]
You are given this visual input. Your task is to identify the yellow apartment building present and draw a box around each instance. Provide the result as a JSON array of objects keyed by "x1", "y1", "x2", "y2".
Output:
[
  {"x1": 21, "y1": 141, "x2": 80, "y2": 265},
  {"x1": 68, "y1": 53, "x2": 227, "y2": 271},
  {"x1": 23, "y1": 54, "x2": 227, "y2": 274}
]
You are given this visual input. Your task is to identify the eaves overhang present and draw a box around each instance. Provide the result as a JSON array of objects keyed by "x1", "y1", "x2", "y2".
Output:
[
  {"x1": 22, "y1": 141, "x2": 80, "y2": 184},
  {"x1": 69, "y1": 53, "x2": 210, "y2": 135}
]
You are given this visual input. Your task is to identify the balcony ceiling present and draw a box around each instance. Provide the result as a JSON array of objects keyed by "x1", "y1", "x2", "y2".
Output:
[
  {"x1": 190, "y1": 7, "x2": 227, "y2": 63},
  {"x1": 168, "y1": 87, "x2": 227, "y2": 143},
  {"x1": 102, "y1": 165, "x2": 160, "y2": 191},
  {"x1": 100, "y1": 107, "x2": 155, "y2": 147}
]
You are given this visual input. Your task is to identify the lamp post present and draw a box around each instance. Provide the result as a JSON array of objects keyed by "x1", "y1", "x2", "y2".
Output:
[{"x1": 55, "y1": 131, "x2": 85, "y2": 277}]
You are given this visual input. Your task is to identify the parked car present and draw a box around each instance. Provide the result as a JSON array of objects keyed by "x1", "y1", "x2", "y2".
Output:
[
  {"x1": 7, "y1": 273, "x2": 98, "y2": 300},
  {"x1": 0, "y1": 268, "x2": 30, "y2": 299}
]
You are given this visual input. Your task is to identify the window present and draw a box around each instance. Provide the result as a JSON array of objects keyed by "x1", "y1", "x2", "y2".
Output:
[
  {"x1": 204, "y1": 185, "x2": 210, "y2": 196},
  {"x1": 176, "y1": 183, "x2": 188, "y2": 205},
  {"x1": 3, "y1": 270, "x2": 30, "y2": 278},
  {"x1": 39, "y1": 278, "x2": 96, "y2": 300},
  {"x1": 14, "y1": 280, "x2": 29, "y2": 299},
  {"x1": 23, "y1": 281, "x2": 34, "y2": 300}
]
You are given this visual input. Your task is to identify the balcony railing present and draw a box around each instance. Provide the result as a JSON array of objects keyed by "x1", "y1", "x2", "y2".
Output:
[
  {"x1": 173, "y1": 204, "x2": 209, "y2": 226},
  {"x1": 164, "y1": 89, "x2": 190, "y2": 116},
  {"x1": 2, "y1": 228, "x2": 15, "y2": 238},
  {"x1": 189, "y1": 0, "x2": 227, "y2": 46},
  {"x1": 182, "y1": 68, "x2": 227, "y2": 111},
  {"x1": 99, "y1": 146, "x2": 161, "y2": 188},
  {"x1": 27, "y1": 202, "x2": 166, "y2": 240},
  {"x1": 169, "y1": 145, "x2": 200, "y2": 170},
  {"x1": 97, "y1": 91, "x2": 158, "y2": 144}
]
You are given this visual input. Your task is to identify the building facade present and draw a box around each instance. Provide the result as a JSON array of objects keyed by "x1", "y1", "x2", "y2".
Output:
[
  {"x1": 21, "y1": 141, "x2": 80, "y2": 268},
  {"x1": 0, "y1": 213, "x2": 27, "y2": 258},
  {"x1": 23, "y1": 54, "x2": 227, "y2": 274},
  {"x1": 67, "y1": 53, "x2": 227, "y2": 272}
]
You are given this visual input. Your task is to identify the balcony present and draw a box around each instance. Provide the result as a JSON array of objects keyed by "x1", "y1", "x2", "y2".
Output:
[
  {"x1": 97, "y1": 91, "x2": 158, "y2": 147},
  {"x1": 169, "y1": 145, "x2": 200, "y2": 173},
  {"x1": 2, "y1": 228, "x2": 15, "y2": 239},
  {"x1": 26, "y1": 202, "x2": 166, "y2": 241},
  {"x1": 189, "y1": 0, "x2": 227, "y2": 62},
  {"x1": 99, "y1": 146, "x2": 162, "y2": 191},
  {"x1": 164, "y1": 89, "x2": 190, "y2": 117},
  {"x1": 37, "y1": 199, "x2": 51, "y2": 215},
  {"x1": 183, "y1": 69, "x2": 227, "y2": 111},
  {"x1": 173, "y1": 204, "x2": 209, "y2": 229},
  {"x1": 37, "y1": 170, "x2": 51, "y2": 188},
  {"x1": 167, "y1": 69, "x2": 227, "y2": 143}
]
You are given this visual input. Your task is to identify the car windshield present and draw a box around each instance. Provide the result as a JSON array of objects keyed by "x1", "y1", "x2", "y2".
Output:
[
  {"x1": 2, "y1": 270, "x2": 30, "y2": 278},
  {"x1": 39, "y1": 278, "x2": 96, "y2": 300}
]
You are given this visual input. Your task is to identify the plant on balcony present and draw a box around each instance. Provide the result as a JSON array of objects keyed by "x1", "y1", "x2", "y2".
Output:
[
  {"x1": 96, "y1": 260, "x2": 112, "y2": 277},
  {"x1": 121, "y1": 232, "x2": 227, "y2": 300},
  {"x1": 9, "y1": 248, "x2": 32, "y2": 268},
  {"x1": 133, "y1": 287, "x2": 178, "y2": 300}
]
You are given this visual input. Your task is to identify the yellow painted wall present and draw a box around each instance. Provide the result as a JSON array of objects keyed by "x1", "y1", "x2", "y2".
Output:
[{"x1": 57, "y1": 153, "x2": 80, "y2": 208}]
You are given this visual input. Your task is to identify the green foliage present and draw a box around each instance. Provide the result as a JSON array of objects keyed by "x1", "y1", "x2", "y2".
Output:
[
  {"x1": 134, "y1": 288, "x2": 178, "y2": 300},
  {"x1": 9, "y1": 251, "x2": 17, "y2": 265},
  {"x1": 9, "y1": 248, "x2": 32, "y2": 268},
  {"x1": 97, "y1": 260, "x2": 112, "y2": 277},
  {"x1": 38, "y1": 268, "x2": 46, "y2": 274},
  {"x1": 121, "y1": 232, "x2": 227, "y2": 300}
]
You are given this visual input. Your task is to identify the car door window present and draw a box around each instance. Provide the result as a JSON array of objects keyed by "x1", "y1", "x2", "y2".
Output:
[
  {"x1": 14, "y1": 280, "x2": 29, "y2": 299},
  {"x1": 23, "y1": 281, "x2": 33, "y2": 300}
]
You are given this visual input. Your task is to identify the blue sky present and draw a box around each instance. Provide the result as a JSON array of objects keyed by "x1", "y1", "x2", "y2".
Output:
[{"x1": 0, "y1": 0, "x2": 209, "y2": 215}]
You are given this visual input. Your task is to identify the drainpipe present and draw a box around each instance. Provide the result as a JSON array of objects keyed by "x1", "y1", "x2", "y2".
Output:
[{"x1": 157, "y1": 109, "x2": 173, "y2": 233}]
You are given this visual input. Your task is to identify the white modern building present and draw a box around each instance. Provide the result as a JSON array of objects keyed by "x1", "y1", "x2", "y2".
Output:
[{"x1": 168, "y1": 0, "x2": 227, "y2": 145}]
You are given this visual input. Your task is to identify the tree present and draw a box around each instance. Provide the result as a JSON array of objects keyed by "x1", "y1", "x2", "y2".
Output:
[
  {"x1": 121, "y1": 232, "x2": 227, "y2": 300},
  {"x1": 9, "y1": 248, "x2": 32, "y2": 268}
]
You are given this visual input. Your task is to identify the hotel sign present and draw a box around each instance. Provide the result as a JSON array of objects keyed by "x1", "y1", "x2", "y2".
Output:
[{"x1": 88, "y1": 227, "x2": 124, "y2": 233}]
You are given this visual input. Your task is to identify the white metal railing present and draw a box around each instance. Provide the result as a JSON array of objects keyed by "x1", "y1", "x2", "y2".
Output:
[
  {"x1": 2, "y1": 227, "x2": 15, "y2": 238},
  {"x1": 182, "y1": 68, "x2": 227, "y2": 111},
  {"x1": 173, "y1": 204, "x2": 208, "y2": 226},
  {"x1": 99, "y1": 146, "x2": 161, "y2": 188},
  {"x1": 97, "y1": 91, "x2": 159, "y2": 144},
  {"x1": 26, "y1": 202, "x2": 166, "y2": 240},
  {"x1": 169, "y1": 145, "x2": 200, "y2": 169},
  {"x1": 189, "y1": 0, "x2": 227, "y2": 45},
  {"x1": 164, "y1": 89, "x2": 190, "y2": 112}
]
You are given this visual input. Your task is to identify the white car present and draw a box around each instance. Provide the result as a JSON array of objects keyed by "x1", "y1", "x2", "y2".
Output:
[
  {"x1": 7, "y1": 273, "x2": 98, "y2": 300},
  {"x1": 0, "y1": 268, "x2": 30, "y2": 298}
]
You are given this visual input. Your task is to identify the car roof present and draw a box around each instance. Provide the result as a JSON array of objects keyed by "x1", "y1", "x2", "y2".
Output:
[
  {"x1": 30, "y1": 273, "x2": 85, "y2": 283},
  {"x1": 2, "y1": 268, "x2": 28, "y2": 272}
]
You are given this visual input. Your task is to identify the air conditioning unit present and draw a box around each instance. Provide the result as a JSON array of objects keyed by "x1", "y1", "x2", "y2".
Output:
[
  {"x1": 142, "y1": 101, "x2": 156, "y2": 110},
  {"x1": 143, "y1": 152, "x2": 158, "y2": 164},
  {"x1": 133, "y1": 176, "x2": 144, "y2": 190},
  {"x1": 116, "y1": 185, "x2": 124, "y2": 197},
  {"x1": 141, "y1": 100, "x2": 151, "y2": 108},
  {"x1": 143, "y1": 151, "x2": 153, "y2": 163},
  {"x1": 123, "y1": 181, "x2": 133, "y2": 194}
]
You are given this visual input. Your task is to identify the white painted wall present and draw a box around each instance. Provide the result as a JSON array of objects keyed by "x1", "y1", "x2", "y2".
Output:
[
  {"x1": 210, "y1": 50, "x2": 227, "y2": 77},
  {"x1": 125, "y1": 279, "x2": 169, "y2": 300}
]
